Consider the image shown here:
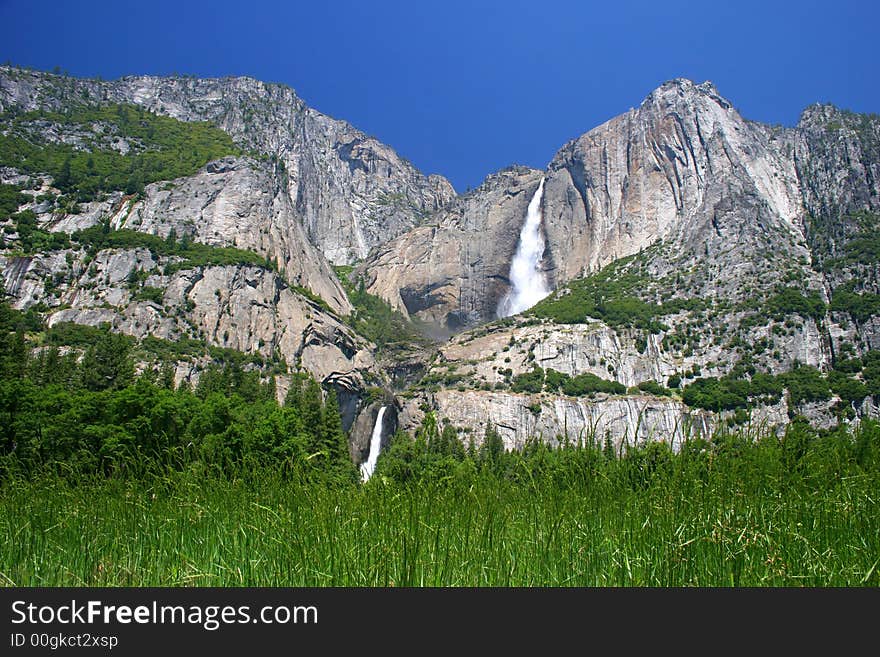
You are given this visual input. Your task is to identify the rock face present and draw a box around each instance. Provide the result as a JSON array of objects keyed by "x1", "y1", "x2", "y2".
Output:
[
  {"x1": 0, "y1": 249, "x2": 379, "y2": 429},
  {"x1": 0, "y1": 67, "x2": 456, "y2": 265},
  {"x1": 2, "y1": 150, "x2": 352, "y2": 315},
  {"x1": 542, "y1": 80, "x2": 806, "y2": 280},
  {"x1": 348, "y1": 399, "x2": 399, "y2": 467},
  {"x1": 0, "y1": 65, "x2": 457, "y2": 437},
  {"x1": 363, "y1": 79, "x2": 838, "y2": 330},
  {"x1": 116, "y1": 156, "x2": 352, "y2": 315},
  {"x1": 401, "y1": 314, "x2": 838, "y2": 447},
  {"x1": 438, "y1": 320, "x2": 700, "y2": 390},
  {"x1": 794, "y1": 103, "x2": 880, "y2": 221},
  {"x1": 363, "y1": 166, "x2": 544, "y2": 329},
  {"x1": 432, "y1": 389, "x2": 711, "y2": 453},
  {"x1": 363, "y1": 80, "x2": 880, "y2": 447}
]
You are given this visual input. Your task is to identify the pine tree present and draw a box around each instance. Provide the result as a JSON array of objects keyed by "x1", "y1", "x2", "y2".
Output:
[
  {"x1": 416, "y1": 411, "x2": 439, "y2": 447},
  {"x1": 299, "y1": 377, "x2": 324, "y2": 459},
  {"x1": 159, "y1": 362, "x2": 176, "y2": 390},
  {"x1": 283, "y1": 372, "x2": 312, "y2": 410},
  {"x1": 480, "y1": 421, "x2": 504, "y2": 467},
  {"x1": 321, "y1": 388, "x2": 356, "y2": 482},
  {"x1": 7, "y1": 331, "x2": 28, "y2": 380},
  {"x1": 81, "y1": 329, "x2": 134, "y2": 391},
  {"x1": 265, "y1": 376, "x2": 277, "y2": 404},
  {"x1": 56, "y1": 156, "x2": 72, "y2": 190}
]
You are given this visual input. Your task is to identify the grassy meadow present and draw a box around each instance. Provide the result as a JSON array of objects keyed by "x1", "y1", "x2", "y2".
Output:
[{"x1": 2, "y1": 422, "x2": 878, "y2": 587}]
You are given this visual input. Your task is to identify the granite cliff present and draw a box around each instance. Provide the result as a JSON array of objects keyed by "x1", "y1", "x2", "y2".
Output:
[{"x1": 2, "y1": 67, "x2": 879, "y2": 460}]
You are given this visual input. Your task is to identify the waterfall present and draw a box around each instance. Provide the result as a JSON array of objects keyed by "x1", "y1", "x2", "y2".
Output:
[
  {"x1": 497, "y1": 177, "x2": 550, "y2": 317},
  {"x1": 360, "y1": 406, "x2": 387, "y2": 481}
]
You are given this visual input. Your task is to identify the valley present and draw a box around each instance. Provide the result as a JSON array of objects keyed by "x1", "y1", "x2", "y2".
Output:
[{"x1": 1, "y1": 65, "x2": 878, "y2": 586}]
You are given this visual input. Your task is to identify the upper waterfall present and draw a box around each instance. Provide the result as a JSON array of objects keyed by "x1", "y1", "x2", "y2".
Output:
[{"x1": 497, "y1": 177, "x2": 550, "y2": 317}]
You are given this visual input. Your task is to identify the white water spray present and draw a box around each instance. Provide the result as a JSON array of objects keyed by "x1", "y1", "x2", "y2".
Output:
[
  {"x1": 497, "y1": 177, "x2": 550, "y2": 317},
  {"x1": 360, "y1": 406, "x2": 387, "y2": 481}
]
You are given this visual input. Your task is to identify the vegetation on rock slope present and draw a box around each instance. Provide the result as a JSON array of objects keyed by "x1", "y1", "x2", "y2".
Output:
[
  {"x1": 0, "y1": 103, "x2": 238, "y2": 202},
  {"x1": 333, "y1": 264, "x2": 428, "y2": 354}
]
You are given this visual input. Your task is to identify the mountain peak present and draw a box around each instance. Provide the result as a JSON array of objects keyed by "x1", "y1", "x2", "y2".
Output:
[
  {"x1": 797, "y1": 102, "x2": 850, "y2": 129},
  {"x1": 642, "y1": 78, "x2": 731, "y2": 112}
]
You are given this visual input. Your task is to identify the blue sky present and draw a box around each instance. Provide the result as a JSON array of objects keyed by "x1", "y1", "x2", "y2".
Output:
[{"x1": 1, "y1": 0, "x2": 877, "y2": 192}]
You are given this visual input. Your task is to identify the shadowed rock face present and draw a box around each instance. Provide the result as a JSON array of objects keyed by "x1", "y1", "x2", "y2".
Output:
[{"x1": 362, "y1": 166, "x2": 544, "y2": 328}]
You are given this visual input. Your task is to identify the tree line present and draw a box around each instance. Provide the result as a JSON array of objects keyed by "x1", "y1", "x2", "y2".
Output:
[
  {"x1": 0, "y1": 288, "x2": 354, "y2": 482},
  {"x1": 2, "y1": 282, "x2": 879, "y2": 491}
]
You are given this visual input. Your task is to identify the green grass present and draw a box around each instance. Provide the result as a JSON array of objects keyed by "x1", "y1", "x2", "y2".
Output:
[
  {"x1": 0, "y1": 469, "x2": 876, "y2": 586},
  {"x1": 2, "y1": 426, "x2": 878, "y2": 587}
]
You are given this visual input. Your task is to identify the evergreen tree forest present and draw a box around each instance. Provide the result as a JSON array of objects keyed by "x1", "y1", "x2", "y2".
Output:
[{"x1": 0, "y1": 285, "x2": 355, "y2": 483}]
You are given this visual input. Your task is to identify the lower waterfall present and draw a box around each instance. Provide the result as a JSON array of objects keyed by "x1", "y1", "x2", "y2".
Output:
[
  {"x1": 497, "y1": 177, "x2": 550, "y2": 317},
  {"x1": 360, "y1": 406, "x2": 387, "y2": 482}
]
